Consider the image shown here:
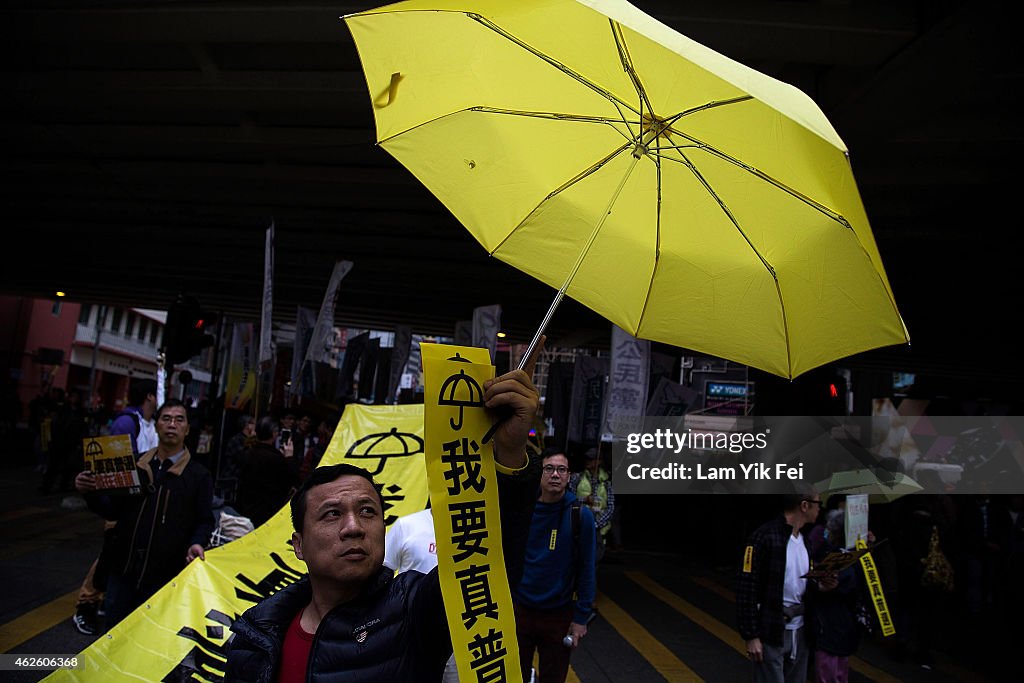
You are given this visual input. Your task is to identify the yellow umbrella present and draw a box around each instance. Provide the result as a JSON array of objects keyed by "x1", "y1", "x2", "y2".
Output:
[
  {"x1": 344, "y1": 0, "x2": 909, "y2": 379},
  {"x1": 815, "y1": 469, "x2": 923, "y2": 504}
]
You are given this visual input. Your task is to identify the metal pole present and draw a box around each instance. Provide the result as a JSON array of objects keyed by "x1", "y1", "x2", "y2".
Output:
[
  {"x1": 518, "y1": 153, "x2": 641, "y2": 370},
  {"x1": 208, "y1": 314, "x2": 226, "y2": 403},
  {"x1": 87, "y1": 305, "x2": 106, "y2": 409}
]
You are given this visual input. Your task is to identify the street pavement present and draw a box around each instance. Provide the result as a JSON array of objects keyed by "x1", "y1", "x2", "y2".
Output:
[{"x1": 0, "y1": 462, "x2": 999, "y2": 682}]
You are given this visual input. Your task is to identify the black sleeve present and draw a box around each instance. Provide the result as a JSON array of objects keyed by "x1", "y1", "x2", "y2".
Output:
[
  {"x1": 190, "y1": 468, "x2": 216, "y2": 548},
  {"x1": 496, "y1": 450, "x2": 541, "y2": 590},
  {"x1": 408, "y1": 568, "x2": 454, "y2": 672}
]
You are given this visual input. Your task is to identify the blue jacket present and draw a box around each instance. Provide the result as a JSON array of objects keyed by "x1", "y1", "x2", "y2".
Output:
[
  {"x1": 110, "y1": 406, "x2": 144, "y2": 454},
  {"x1": 514, "y1": 491, "x2": 596, "y2": 625}
]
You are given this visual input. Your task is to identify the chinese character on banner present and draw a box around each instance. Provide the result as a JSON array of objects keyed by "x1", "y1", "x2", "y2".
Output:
[
  {"x1": 604, "y1": 325, "x2": 650, "y2": 440},
  {"x1": 423, "y1": 344, "x2": 523, "y2": 683}
]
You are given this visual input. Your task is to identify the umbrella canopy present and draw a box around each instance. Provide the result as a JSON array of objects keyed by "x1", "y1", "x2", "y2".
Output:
[
  {"x1": 815, "y1": 469, "x2": 923, "y2": 504},
  {"x1": 345, "y1": 0, "x2": 909, "y2": 379}
]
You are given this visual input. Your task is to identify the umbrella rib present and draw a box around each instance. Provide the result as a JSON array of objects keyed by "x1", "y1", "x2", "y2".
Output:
[
  {"x1": 672, "y1": 147, "x2": 795, "y2": 377},
  {"x1": 610, "y1": 20, "x2": 656, "y2": 128},
  {"x1": 468, "y1": 107, "x2": 637, "y2": 143},
  {"x1": 468, "y1": 13, "x2": 641, "y2": 126},
  {"x1": 670, "y1": 96, "x2": 755, "y2": 121},
  {"x1": 635, "y1": 128, "x2": 664, "y2": 337},
  {"x1": 662, "y1": 130, "x2": 852, "y2": 230},
  {"x1": 488, "y1": 142, "x2": 633, "y2": 256}
]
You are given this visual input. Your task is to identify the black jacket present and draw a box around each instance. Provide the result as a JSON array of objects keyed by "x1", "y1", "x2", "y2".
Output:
[
  {"x1": 87, "y1": 449, "x2": 214, "y2": 593},
  {"x1": 229, "y1": 569, "x2": 450, "y2": 683},
  {"x1": 807, "y1": 541, "x2": 861, "y2": 656},
  {"x1": 236, "y1": 442, "x2": 299, "y2": 528},
  {"x1": 736, "y1": 515, "x2": 815, "y2": 647},
  {"x1": 226, "y1": 452, "x2": 540, "y2": 683}
]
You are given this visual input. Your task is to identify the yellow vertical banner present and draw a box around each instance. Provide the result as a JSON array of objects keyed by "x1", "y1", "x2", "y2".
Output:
[
  {"x1": 224, "y1": 322, "x2": 256, "y2": 410},
  {"x1": 422, "y1": 343, "x2": 523, "y2": 683},
  {"x1": 856, "y1": 538, "x2": 896, "y2": 637}
]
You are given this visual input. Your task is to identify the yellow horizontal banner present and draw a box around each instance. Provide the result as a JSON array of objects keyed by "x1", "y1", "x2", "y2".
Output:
[{"x1": 46, "y1": 404, "x2": 429, "y2": 682}]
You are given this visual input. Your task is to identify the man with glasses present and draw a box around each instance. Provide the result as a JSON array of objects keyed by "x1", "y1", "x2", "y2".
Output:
[
  {"x1": 737, "y1": 486, "x2": 836, "y2": 683},
  {"x1": 514, "y1": 447, "x2": 597, "y2": 683},
  {"x1": 75, "y1": 398, "x2": 215, "y2": 627}
]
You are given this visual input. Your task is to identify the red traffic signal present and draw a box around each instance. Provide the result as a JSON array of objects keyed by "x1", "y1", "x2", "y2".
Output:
[{"x1": 164, "y1": 296, "x2": 215, "y2": 365}]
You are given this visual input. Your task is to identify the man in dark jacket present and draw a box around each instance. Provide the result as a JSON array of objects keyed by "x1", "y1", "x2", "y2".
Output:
[
  {"x1": 225, "y1": 357, "x2": 542, "y2": 683},
  {"x1": 74, "y1": 398, "x2": 215, "y2": 627},
  {"x1": 737, "y1": 487, "x2": 836, "y2": 683},
  {"x1": 235, "y1": 416, "x2": 299, "y2": 527},
  {"x1": 72, "y1": 379, "x2": 158, "y2": 634}
]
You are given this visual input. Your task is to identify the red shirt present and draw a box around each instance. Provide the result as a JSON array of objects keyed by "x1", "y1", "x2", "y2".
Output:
[{"x1": 277, "y1": 609, "x2": 314, "y2": 683}]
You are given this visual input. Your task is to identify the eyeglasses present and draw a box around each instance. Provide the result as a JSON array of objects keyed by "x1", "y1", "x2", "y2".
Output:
[
  {"x1": 542, "y1": 465, "x2": 569, "y2": 475},
  {"x1": 803, "y1": 499, "x2": 823, "y2": 507}
]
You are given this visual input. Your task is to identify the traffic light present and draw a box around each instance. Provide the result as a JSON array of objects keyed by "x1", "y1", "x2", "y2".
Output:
[{"x1": 164, "y1": 295, "x2": 215, "y2": 365}]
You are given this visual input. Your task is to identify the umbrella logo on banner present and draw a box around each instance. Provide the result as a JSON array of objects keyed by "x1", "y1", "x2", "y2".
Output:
[
  {"x1": 438, "y1": 363, "x2": 484, "y2": 430},
  {"x1": 344, "y1": 427, "x2": 424, "y2": 476}
]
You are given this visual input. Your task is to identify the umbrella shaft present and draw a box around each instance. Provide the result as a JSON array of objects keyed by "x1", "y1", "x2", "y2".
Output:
[{"x1": 518, "y1": 154, "x2": 641, "y2": 370}]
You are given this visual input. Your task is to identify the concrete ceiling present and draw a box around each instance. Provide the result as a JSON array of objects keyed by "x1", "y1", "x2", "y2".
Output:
[{"x1": 2, "y1": 0, "x2": 1021, "y2": 382}]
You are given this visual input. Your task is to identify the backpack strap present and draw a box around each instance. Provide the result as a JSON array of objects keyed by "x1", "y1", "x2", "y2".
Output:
[
  {"x1": 570, "y1": 500, "x2": 582, "y2": 596},
  {"x1": 572, "y1": 500, "x2": 581, "y2": 545}
]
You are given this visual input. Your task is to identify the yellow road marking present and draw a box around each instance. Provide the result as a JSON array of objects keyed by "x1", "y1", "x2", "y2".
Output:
[
  {"x1": 598, "y1": 591, "x2": 703, "y2": 682},
  {"x1": 530, "y1": 639, "x2": 581, "y2": 682},
  {"x1": 687, "y1": 575, "x2": 735, "y2": 603},
  {"x1": 629, "y1": 572, "x2": 749, "y2": 655},
  {"x1": 639, "y1": 573, "x2": 902, "y2": 683},
  {"x1": 0, "y1": 506, "x2": 48, "y2": 522},
  {"x1": 0, "y1": 590, "x2": 79, "y2": 653}
]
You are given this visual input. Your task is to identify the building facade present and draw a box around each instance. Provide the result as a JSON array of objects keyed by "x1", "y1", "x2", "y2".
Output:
[{"x1": 2, "y1": 296, "x2": 211, "y2": 426}]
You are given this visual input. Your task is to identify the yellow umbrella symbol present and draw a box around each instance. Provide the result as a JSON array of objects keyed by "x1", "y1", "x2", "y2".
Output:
[
  {"x1": 345, "y1": 427, "x2": 425, "y2": 475},
  {"x1": 438, "y1": 369, "x2": 485, "y2": 430},
  {"x1": 345, "y1": 0, "x2": 909, "y2": 379}
]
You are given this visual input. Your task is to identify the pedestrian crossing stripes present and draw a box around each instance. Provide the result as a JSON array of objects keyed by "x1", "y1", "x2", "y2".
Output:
[
  {"x1": 596, "y1": 591, "x2": 703, "y2": 682},
  {"x1": 0, "y1": 564, "x2": 980, "y2": 682}
]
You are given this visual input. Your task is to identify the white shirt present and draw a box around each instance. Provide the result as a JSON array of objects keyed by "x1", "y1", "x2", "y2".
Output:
[
  {"x1": 383, "y1": 508, "x2": 437, "y2": 574},
  {"x1": 783, "y1": 532, "x2": 809, "y2": 630},
  {"x1": 138, "y1": 418, "x2": 159, "y2": 452}
]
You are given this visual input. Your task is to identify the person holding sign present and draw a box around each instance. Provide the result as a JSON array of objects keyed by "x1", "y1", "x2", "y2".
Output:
[
  {"x1": 807, "y1": 509, "x2": 862, "y2": 683},
  {"x1": 225, "y1": 344, "x2": 544, "y2": 683},
  {"x1": 737, "y1": 486, "x2": 837, "y2": 683},
  {"x1": 74, "y1": 398, "x2": 215, "y2": 628}
]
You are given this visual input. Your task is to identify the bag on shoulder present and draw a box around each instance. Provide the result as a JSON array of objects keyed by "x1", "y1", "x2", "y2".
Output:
[
  {"x1": 920, "y1": 525, "x2": 954, "y2": 592},
  {"x1": 209, "y1": 510, "x2": 255, "y2": 547}
]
